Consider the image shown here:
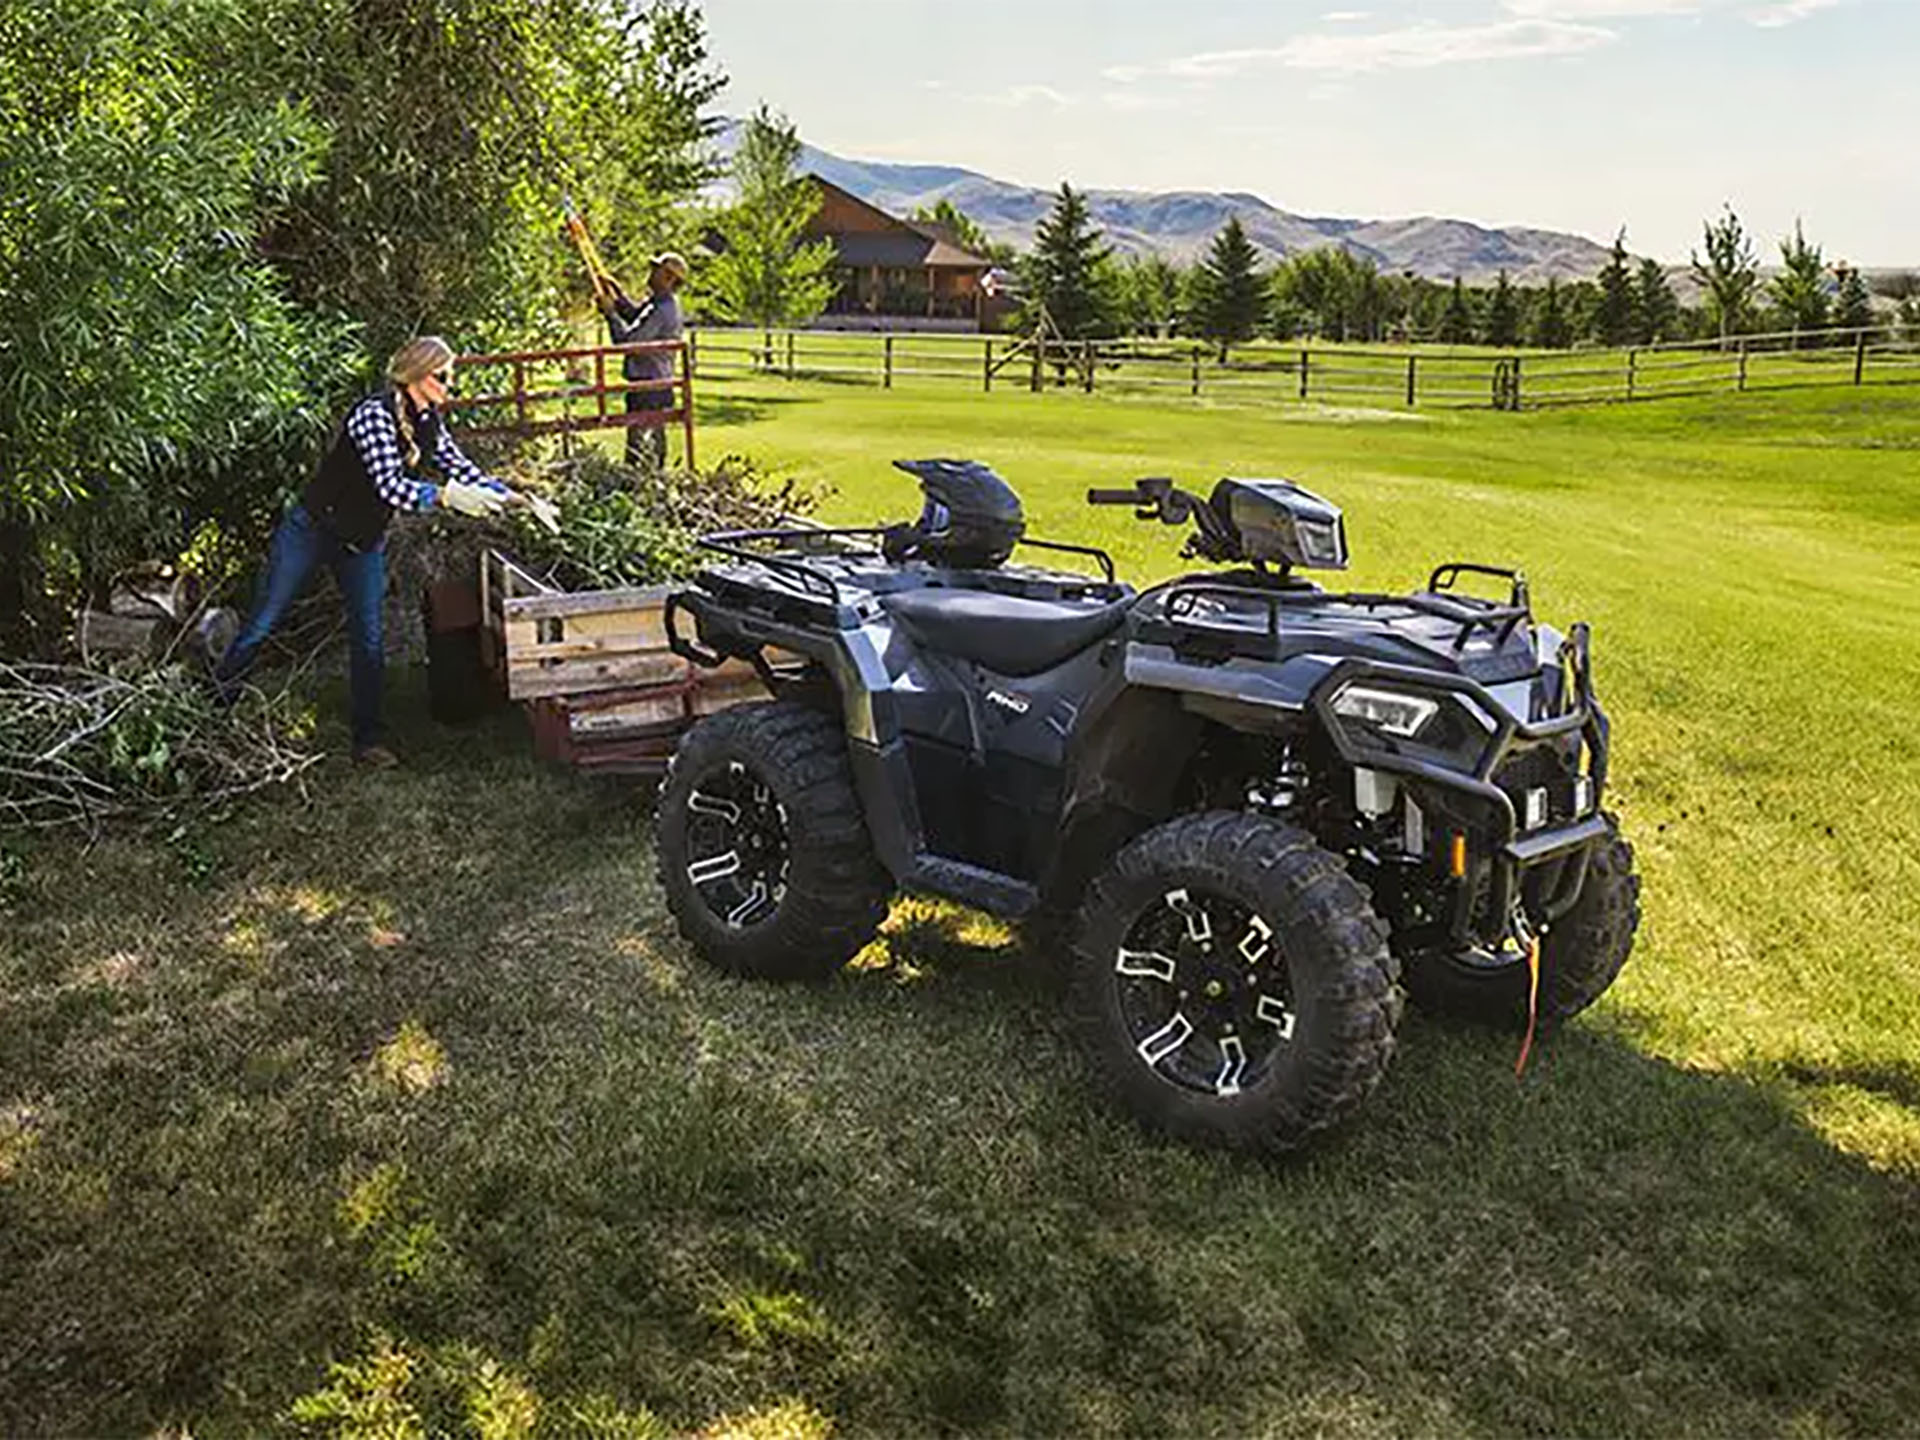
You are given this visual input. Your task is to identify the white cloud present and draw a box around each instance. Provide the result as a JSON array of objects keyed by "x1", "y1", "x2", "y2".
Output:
[
  {"x1": 1744, "y1": 0, "x2": 1844, "y2": 26},
  {"x1": 970, "y1": 84, "x2": 1077, "y2": 108},
  {"x1": 1156, "y1": 19, "x2": 1615, "y2": 79},
  {"x1": 1502, "y1": 0, "x2": 1702, "y2": 16},
  {"x1": 1504, "y1": 0, "x2": 1846, "y2": 18},
  {"x1": 1321, "y1": 9, "x2": 1372, "y2": 19}
]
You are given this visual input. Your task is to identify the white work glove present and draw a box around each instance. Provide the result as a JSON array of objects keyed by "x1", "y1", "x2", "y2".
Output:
[{"x1": 441, "y1": 479, "x2": 508, "y2": 518}]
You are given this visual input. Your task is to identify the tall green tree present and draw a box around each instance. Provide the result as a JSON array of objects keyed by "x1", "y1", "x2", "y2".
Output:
[
  {"x1": 1188, "y1": 217, "x2": 1266, "y2": 347},
  {"x1": 1270, "y1": 247, "x2": 1386, "y2": 342},
  {"x1": 1833, "y1": 263, "x2": 1874, "y2": 331},
  {"x1": 1592, "y1": 230, "x2": 1635, "y2": 346},
  {"x1": 909, "y1": 199, "x2": 1011, "y2": 264},
  {"x1": 701, "y1": 105, "x2": 837, "y2": 327},
  {"x1": 1481, "y1": 271, "x2": 1520, "y2": 347},
  {"x1": 1118, "y1": 254, "x2": 1183, "y2": 337},
  {"x1": 1019, "y1": 183, "x2": 1118, "y2": 339},
  {"x1": 0, "y1": 0, "x2": 354, "y2": 646},
  {"x1": 1633, "y1": 259, "x2": 1679, "y2": 344},
  {"x1": 1769, "y1": 221, "x2": 1829, "y2": 342},
  {"x1": 1692, "y1": 204, "x2": 1760, "y2": 343},
  {"x1": 1529, "y1": 278, "x2": 1573, "y2": 348},
  {"x1": 1438, "y1": 278, "x2": 1476, "y2": 344}
]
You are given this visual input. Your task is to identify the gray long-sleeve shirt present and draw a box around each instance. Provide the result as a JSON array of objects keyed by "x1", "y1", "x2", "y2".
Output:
[{"x1": 608, "y1": 290, "x2": 684, "y2": 383}]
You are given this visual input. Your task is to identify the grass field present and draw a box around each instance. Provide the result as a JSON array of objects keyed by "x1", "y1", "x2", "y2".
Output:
[{"x1": 3, "y1": 381, "x2": 1919, "y2": 1436}]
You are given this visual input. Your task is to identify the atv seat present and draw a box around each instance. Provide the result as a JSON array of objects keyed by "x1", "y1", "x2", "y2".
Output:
[{"x1": 882, "y1": 588, "x2": 1132, "y2": 676}]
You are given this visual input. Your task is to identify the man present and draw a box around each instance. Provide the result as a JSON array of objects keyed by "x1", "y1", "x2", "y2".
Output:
[{"x1": 601, "y1": 251, "x2": 689, "y2": 469}]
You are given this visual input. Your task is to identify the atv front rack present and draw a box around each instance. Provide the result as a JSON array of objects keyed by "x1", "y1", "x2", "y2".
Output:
[{"x1": 1151, "y1": 573, "x2": 1533, "y2": 662}]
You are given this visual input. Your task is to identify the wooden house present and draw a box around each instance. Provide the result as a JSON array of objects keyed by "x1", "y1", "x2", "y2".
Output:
[{"x1": 801, "y1": 175, "x2": 1007, "y2": 330}]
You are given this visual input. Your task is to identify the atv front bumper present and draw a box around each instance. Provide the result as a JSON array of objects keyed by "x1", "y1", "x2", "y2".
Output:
[{"x1": 1311, "y1": 632, "x2": 1611, "y2": 948}]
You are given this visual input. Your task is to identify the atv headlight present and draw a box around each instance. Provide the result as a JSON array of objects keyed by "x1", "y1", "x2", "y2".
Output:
[{"x1": 1331, "y1": 684, "x2": 1440, "y2": 739}]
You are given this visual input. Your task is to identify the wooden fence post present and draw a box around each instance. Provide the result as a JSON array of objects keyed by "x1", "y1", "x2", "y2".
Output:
[
  {"x1": 1083, "y1": 339, "x2": 1095, "y2": 393},
  {"x1": 1736, "y1": 340, "x2": 1749, "y2": 393},
  {"x1": 687, "y1": 328, "x2": 698, "y2": 378},
  {"x1": 513, "y1": 359, "x2": 527, "y2": 430},
  {"x1": 883, "y1": 334, "x2": 893, "y2": 390},
  {"x1": 1405, "y1": 355, "x2": 1417, "y2": 408},
  {"x1": 1854, "y1": 329, "x2": 1868, "y2": 385},
  {"x1": 785, "y1": 331, "x2": 795, "y2": 378},
  {"x1": 594, "y1": 350, "x2": 607, "y2": 424},
  {"x1": 1032, "y1": 331, "x2": 1046, "y2": 393},
  {"x1": 983, "y1": 339, "x2": 993, "y2": 393},
  {"x1": 1513, "y1": 356, "x2": 1524, "y2": 410},
  {"x1": 1626, "y1": 348, "x2": 1637, "y2": 400},
  {"x1": 1299, "y1": 349, "x2": 1310, "y2": 400},
  {"x1": 762, "y1": 329, "x2": 773, "y2": 373},
  {"x1": 1190, "y1": 345, "x2": 1201, "y2": 398}
]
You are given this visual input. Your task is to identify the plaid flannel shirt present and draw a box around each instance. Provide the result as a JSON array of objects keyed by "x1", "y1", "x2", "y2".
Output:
[{"x1": 344, "y1": 394, "x2": 504, "y2": 512}]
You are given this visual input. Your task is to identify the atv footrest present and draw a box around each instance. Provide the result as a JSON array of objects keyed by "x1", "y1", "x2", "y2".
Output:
[{"x1": 906, "y1": 854, "x2": 1038, "y2": 918}]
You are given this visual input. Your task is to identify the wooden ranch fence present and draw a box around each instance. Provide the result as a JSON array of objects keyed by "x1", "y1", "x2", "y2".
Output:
[
  {"x1": 685, "y1": 324, "x2": 1920, "y2": 413},
  {"x1": 448, "y1": 339, "x2": 696, "y2": 463}
]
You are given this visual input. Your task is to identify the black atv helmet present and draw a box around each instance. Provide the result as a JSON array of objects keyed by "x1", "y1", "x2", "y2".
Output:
[{"x1": 885, "y1": 459, "x2": 1026, "y2": 569}]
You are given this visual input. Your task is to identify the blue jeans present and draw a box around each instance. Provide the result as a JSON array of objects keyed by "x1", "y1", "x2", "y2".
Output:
[{"x1": 216, "y1": 504, "x2": 387, "y2": 749}]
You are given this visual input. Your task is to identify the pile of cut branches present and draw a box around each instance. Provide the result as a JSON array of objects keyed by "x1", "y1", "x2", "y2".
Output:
[{"x1": 0, "y1": 661, "x2": 320, "y2": 832}]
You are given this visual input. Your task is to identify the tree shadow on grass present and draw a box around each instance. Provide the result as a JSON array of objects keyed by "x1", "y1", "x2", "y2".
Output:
[
  {"x1": 695, "y1": 390, "x2": 822, "y2": 429},
  {"x1": 4, "y1": 724, "x2": 1919, "y2": 1436}
]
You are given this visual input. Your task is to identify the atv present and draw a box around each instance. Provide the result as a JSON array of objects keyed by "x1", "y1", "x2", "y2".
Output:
[{"x1": 658, "y1": 459, "x2": 1640, "y2": 1153}]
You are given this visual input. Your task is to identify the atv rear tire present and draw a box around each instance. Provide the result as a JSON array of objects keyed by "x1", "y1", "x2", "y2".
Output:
[
  {"x1": 1405, "y1": 813, "x2": 1640, "y2": 1031},
  {"x1": 1070, "y1": 812, "x2": 1402, "y2": 1153},
  {"x1": 659, "y1": 701, "x2": 892, "y2": 981}
]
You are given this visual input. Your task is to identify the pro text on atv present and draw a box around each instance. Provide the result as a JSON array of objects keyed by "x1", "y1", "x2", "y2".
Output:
[{"x1": 659, "y1": 460, "x2": 1640, "y2": 1152}]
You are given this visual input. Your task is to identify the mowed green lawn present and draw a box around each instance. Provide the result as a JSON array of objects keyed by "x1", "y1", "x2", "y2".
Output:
[{"x1": 3, "y1": 382, "x2": 1919, "y2": 1437}]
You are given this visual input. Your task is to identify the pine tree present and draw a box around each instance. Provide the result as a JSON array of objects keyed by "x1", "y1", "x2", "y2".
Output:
[
  {"x1": 702, "y1": 106, "x2": 837, "y2": 327},
  {"x1": 1768, "y1": 220, "x2": 1829, "y2": 344},
  {"x1": 1190, "y1": 216, "x2": 1267, "y2": 347},
  {"x1": 1593, "y1": 230, "x2": 1635, "y2": 346},
  {"x1": 1530, "y1": 278, "x2": 1572, "y2": 348},
  {"x1": 1438, "y1": 278, "x2": 1476, "y2": 344},
  {"x1": 1020, "y1": 182, "x2": 1117, "y2": 339},
  {"x1": 1481, "y1": 270, "x2": 1519, "y2": 347},
  {"x1": 1691, "y1": 204, "x2": 1759, "y2": 342},
  {"x1": 1833, "y1": 263, "x2": 1873, "y2": 331},
  {"x1": 1633, "y1": 259, "x2": 1678, "y2": 344}
]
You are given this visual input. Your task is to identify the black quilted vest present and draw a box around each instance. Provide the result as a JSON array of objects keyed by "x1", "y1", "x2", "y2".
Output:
[{"x1": 302, "y1": 387, "x2": 445, "y2": 550}]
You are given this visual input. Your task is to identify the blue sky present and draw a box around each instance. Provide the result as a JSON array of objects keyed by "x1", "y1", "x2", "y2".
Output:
[{"x1": 704, "y1": 0, "x2": 1914, "y2": 264}]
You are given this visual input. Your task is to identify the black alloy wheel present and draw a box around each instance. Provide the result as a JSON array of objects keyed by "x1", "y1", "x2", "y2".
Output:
[
  {"x1": 1114, "y1": 887, "x2": 1296, "y2": 1101},
  {"x1": 659, "y1": 701, "x2": 892, "y2": 981},
  {"x1": 1071, "y1": 811, "x2": 1402, "y2": 1153},
  {"x1": 681, "y1": 759, "x2": 790, "y2": 931}
]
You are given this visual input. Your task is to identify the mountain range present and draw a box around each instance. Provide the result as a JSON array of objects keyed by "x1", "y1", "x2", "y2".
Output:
[{"x1": 715, "y1": 121, "x2": 1618, "y2": 284}]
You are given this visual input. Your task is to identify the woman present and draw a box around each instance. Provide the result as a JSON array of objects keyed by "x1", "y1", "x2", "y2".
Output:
[{"x1": 214, "y1": 336, "x2": 516, "y2": 767}]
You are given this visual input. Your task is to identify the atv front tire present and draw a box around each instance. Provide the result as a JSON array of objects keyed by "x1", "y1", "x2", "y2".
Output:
[
  {"x1": 1405, "y1": 813, "x2": 1640, "y2": 1031},
  {"x1": 1070, "y1": 812, "x2": 1402, "y2": 1153},
  {"x1": 659, "y1": 701, "x2": 892, "y2": 981}
]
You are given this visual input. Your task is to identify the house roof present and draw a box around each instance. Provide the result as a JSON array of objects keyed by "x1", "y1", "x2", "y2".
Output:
[{"x1": 804, "y1": 174, "x2": 993, "y2": 271}]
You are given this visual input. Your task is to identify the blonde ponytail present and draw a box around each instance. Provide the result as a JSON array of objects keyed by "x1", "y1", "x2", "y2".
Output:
[{"x1": 385, "y1": 335, "x2": 456, "y2": 471}]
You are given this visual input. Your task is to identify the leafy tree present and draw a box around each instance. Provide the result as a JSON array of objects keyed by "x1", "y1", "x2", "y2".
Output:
[
  {"x1": 1438, "y1": 278, "x2": 1476, "y2": 344},
  {"x1": 1481, "y1": 271, "x2": 1520, "y2": 347},
  {"x1": 1188, "y1": 217, "x2": 1267, "y2": 347},
  {"x1": 1270, "y1": 247, "x2": 1387, "y2": 342},
  {"x1": 1529, "y1": 279, "x2": 1573, "y2": 348},
  {"x1": 1592, "y1": 230, "x2": 1635, "y2": 346},
  {"x1": 1633, "y1": 259, "x2": 1679, "y2": 344},
  {"x1": 1118, "y1": 255, "x2": 1183, "y2": 337},
  {"x1": 1019, "y1": 183, "x2": 1118, "y2": 339},
  {"x1": 909, "y1": 199, "x2": 1011, "y2": 264},
  {"x1": 701, "y1": 105, "x2": 837, "y2": 327},
  {"x1": 1832, "y1": 263, "x2": 1873, "y2": 331},
  {"x1": 1692, "y1": 204, "x2": 1760, "y2": 343},
  {"x1": 1768, "y1": 220, "x2": 1829, "y2": 343},
  {"x1": 0, "y1": 0, "x2": 354, "y2": 647}
]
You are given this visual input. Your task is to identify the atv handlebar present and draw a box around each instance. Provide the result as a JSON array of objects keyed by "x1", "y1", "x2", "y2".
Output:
[{"x1": 1086, "y1": 478, "x2": 1242, "y2": 563}]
